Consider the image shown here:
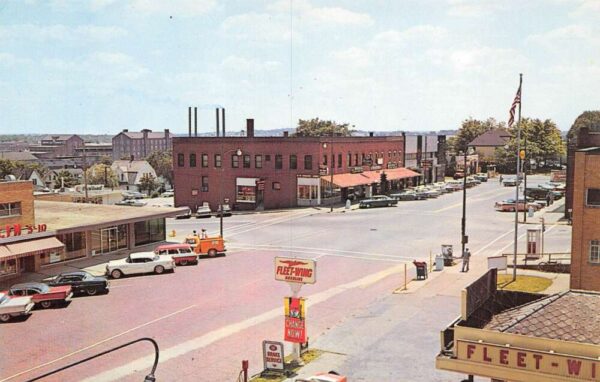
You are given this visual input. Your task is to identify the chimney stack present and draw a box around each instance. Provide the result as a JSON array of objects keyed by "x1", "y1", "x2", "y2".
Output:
[
  {"x1": 194, "y1": 107, "x2": 198, "y2": 137},
  {"x1": 369, "y1": 132, "x2": 374, "y2": 137},
  {"x1": 221, "y1": 108, "x2": 226, "y2": 137},
  {"x1": 188, "y1": 107, "x2": 192, "y2": 137},
  {"x1": 283, "y1": 131, "x2": 289, "y2": 137},
  {"x1": 246, "y1": 119, "x2": 254, "y2": 138},
  {"x1": 215, "y1": 108, "x2": 220, "y2": 137},
  {"x1": 123, "y1": 129, "x2": 128, "y2": 132}
]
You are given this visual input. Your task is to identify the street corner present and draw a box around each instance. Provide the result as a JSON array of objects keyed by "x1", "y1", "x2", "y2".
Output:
[{"x1": 281, "y1": 351, "x2": 348, "y2": 382}]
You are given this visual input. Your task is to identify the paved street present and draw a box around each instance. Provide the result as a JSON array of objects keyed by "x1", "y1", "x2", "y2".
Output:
[{"x1": 0, "y1": 176, "x2": 570, "y2": 382}]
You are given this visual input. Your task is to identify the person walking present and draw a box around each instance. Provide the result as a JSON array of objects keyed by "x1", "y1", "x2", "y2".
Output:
[
  {"x1": 499, "y1": 174, "x2": 503, "y2": 184},
  {"x1": 201, "y1": 228, "x2": 208, "y2": 239},
  {"x1": 462, "y1": 248, "x2": 471, "y2": 272}
]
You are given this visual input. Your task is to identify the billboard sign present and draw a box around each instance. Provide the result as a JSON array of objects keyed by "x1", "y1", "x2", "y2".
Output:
[
  {"x1": 262, "y1": 341, "x2": 284, "y2": 371},
  {"x1": 275, "y1": 257, "x2": 316, "y2": 284},
  {"x1": 284, "y1": 297, "x2": 306, "y2": 343}
]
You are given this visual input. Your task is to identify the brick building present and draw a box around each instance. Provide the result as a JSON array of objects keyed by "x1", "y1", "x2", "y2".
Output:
[
  {"x1": 112, "y1": 129, "x2": 173, "y2": 160},
  {"x1": 29, "y1": 135, "x2": 85, "y2": 159},
  {"x1": 173, "y1": 119, "x2": 419, "y2": 211},
  {"x1": 1, "y1": 181, "x2": 35, "y2": 228},
  {"x1": 570, "y1": 146, "x2": 600, "y2": 290},
  {"x1": 565, "y1": 127, "x2": 600, "y2": 218}
]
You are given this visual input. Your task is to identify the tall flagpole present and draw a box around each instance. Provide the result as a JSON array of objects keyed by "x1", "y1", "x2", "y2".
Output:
[{"x1": 513, "y1": 73, "x2": 523, "y2": 282}]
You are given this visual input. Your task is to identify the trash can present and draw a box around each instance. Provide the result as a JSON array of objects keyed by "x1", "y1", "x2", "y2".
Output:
[
  {"x1": 435, "y1": 255, "x2": 444, "y2": 271},
  {"x1": 413, "y1": 261, "x2": 428, "y2": 280}
]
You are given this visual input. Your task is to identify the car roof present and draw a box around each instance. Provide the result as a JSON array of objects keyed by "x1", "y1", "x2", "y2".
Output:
[
  {"x1": 155, "y1": 244, "x2": 191, "y2": 250},
  {"x1": 129, "y1": 252, "x2": 156, "y2": 259},
  {"x1": 58, "y1": 271, "x2": 89, "y2": 277},
  {"x1": 11, "y1": 282, "x2": 46, "y2": 289}
]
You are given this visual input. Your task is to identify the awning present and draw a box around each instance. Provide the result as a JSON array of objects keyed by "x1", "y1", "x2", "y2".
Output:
[
  {"x1": 0, "y1": 246, "x2": 13, "y2": 261},
  {"x1": 321, "y1": 168, "x2": 422, "y2": 188},
  {"x1": 4, "y1": 237, "x2": 64, "y2": 258}
]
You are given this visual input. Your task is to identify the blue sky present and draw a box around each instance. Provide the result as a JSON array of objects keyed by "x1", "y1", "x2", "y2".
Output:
[{"x1": 0, "y1": 0, "x2": 599, "y2": 135}]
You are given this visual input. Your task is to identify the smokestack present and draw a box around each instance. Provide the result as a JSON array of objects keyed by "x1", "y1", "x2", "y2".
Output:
[
  {"x1": 283, "y1": 131, "x2": 289, "y2": 137},
  {"x1": 123, "y1": 129, "x2": 128, "y2": 132},
  {"x1": 194, "y1": 107, "x2": 198, "y2": 137},
  {"x1": 188, "y1": 107, "x2": 192, "y2": 137},
  {"x1": 221, "y1": 108, "x2": 226, "y2": 137},
  {"x1": 215, "y1": 108, "x2": 220, "y2": 137},
  {"x1": 369, "y1": 132, "x2": 374, "y2": 137},
  {"x1": 246, "y1": 119, "x2": 254, "y2": 138}
]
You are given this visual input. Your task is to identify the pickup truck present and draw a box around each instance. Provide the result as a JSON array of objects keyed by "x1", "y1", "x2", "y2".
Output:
[
  {"x1": 2, "y1": 282, "x2": 73, "y2": 309},
  {"x1": 0, "y1": 292, "x2": 34, "y2": 322}
]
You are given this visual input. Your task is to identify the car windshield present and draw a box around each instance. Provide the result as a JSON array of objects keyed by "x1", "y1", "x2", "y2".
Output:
[
  {"x1": 83, "y1": 273, "x2": 94, "y2": 280},
  {"x1": 0, "y1": 294, "x2": 7, "y2": 304}
]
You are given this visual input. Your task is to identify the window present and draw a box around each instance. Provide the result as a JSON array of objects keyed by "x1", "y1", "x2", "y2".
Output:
[
  {"x1": 202, "y1": 154, "x2": 208, "y2": 167},
  {"x1": 237, "y1": 186, "x2": 256, "y2": 203},
  {"x1": 232, "y1": 154, "x2": 239, "y2": 168},
  {"x1": 323, "y1": 154, "x2": 328, "y2": 166},
  {"x1": 590, "y1": 240, "x2": 600, "y2": 263},
  {"x1": 255, "y1": 155, "x2": 263, "y2": 169},
  {"x1": 355, "y1": 153, "x2": 359, "y2": 165},
  {"x1": 189, "y1": 153, "x2": 196, "y2": 167},
  {"x1": 0, "y1": 202, "x2": 21, "y2": 218},
  {"x1": 202, "y1": 176, "x2": 209, "y2": 192},
  {"x1": 214, "y1": 154, "x2": 222, "y2": 168},
  {"x1": 587, "y1": 189, "x2": 600, "y2": 206},
  {"x1": 134, "y1": 219, "x2": 165, "y2": 246},
  {"x1": 338, "y1": 153, "x2": 342, "y2": 168},
  {"x1": 290, "y1": 155, "x2": 297, "y2": 169},
  {"x1": 275, "y1": 154, "x2": 283, "y2": 169},
  {"x1": 347, "y1": 153, "x2": 352, "y2": 167},
  {"x1": 265, "y1": 154, "x2": 271, "y2": 161},
  {"x1": 243, "y1": 154, "x2": 251, "y2": 168},
  {"x1": 177, "y1": 153, "x2": 184, "y2": 167},
  {"x1": 388, "y1": 151, "x2": 392, "y2": 158},
  {"x1": 304, "y1": 155, "x2": 313, "y2": 170},
  {"x1": 272, "y1": 182, "x2": 281, "y2": 190}
]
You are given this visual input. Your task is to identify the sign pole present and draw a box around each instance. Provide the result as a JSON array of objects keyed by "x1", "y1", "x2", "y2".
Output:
[{"x1": 289, "y1": 283, "x2": 302, "y2": 363}]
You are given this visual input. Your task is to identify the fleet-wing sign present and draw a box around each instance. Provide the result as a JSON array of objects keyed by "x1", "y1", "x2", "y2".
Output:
[{"x1": 274, "y1": 257, "x2": 316, "y2": 284}]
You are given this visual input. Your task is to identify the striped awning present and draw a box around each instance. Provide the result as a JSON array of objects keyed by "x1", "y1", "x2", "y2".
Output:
[
  {"x1": 0, "y1": 246, "x2": 13, "y2": 261},
  {"x1": 4, "y1": 237, "x2": 64, "y2": 258}
]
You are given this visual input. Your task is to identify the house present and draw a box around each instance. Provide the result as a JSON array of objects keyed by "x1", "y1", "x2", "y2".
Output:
[
  {"x1": 112, "y1": 129, "x2": 173, "y2": 161},
  {"x1": 46, "y1": 168, "x2": 84, "y2": 189},
  {"x1": 469, "y1": 129, "x2": 511, "y2": 161},
  {"x1": 111, "y1": 160, "x2": 157, "y2": 191},
  {"x1": 14, "y1": 168, "x2": 46, "y2": 190}
]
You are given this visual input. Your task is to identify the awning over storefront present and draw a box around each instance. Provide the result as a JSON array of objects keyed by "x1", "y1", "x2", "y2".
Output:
[
  {"x1": 321, "y1": 168, "x2": 422, "y2": 188},
  {"x1": 0, "y1": 246, "x2": 13, "y2": 261},
  {"x1": 4, "y1": 237, "x2": 64, "y2": 258}
]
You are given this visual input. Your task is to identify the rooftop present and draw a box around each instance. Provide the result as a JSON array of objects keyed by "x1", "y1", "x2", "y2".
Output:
[
  {"x1": 0, "y1": 151, "x2": 38, "y2": 161},
  {"x1": 469, "y1": 129, "x2": 511, "y2": 147}
]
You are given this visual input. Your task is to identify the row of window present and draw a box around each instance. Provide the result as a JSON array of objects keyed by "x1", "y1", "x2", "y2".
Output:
[
  {"x1": 0, "y1": 202, "x2": 21, "y2": 218},
  {"x1": 178, "y1": 153, "x2": 314, "y2": 170}
]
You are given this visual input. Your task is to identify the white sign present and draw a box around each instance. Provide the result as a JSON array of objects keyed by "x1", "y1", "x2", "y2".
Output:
[
  {"x1": 487, "y1": 255, "x2": 507, "y2": 271},
  {"x1": 275, "y1": 257, "x2": 317, "y2": 284},
  {"x1": 262, "y1": 340, "x2": 284, "y2": 371}
]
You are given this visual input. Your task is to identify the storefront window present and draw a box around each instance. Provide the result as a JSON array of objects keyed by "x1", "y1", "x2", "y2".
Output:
[
  {"x1": 297, "y1": 185, "x2": 318, "y2": 200},
  {"x1": 91, "y1": 224, "x2": 129, "y2": 254},
  {"x1": 0, "y1": 259, "x2": 17, "y2": 276},
  {"x1": 237, "y1": 185, "x2": 256, "y2": 203},
  {"x1": 134, "y1": 219, "x2": 165, "y2": 246},
  {"x1": 54, "y1": 232, "x2": 86, "y2": 262}
]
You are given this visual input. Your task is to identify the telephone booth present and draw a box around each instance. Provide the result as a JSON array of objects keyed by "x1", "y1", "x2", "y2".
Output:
[{"x1": 526, "y1": 229, "x2": 541, "y2": 259}]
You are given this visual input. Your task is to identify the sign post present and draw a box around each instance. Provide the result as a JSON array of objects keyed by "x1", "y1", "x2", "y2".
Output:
[{"x1": 262, "y1": 340, "x2": 284, "y2": 372}]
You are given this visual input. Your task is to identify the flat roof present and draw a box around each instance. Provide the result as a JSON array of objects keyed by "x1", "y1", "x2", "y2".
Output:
[{"x1": 35, "y1": 200, "x2": 187, "y2": 233}]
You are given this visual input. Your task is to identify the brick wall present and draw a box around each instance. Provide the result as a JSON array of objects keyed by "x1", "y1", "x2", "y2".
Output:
[
  {"x1": 0, "y1": 181, "x2": 35, "y2": 227},
  {"x1": 570, "y1": 150, "x2": 600, "y2": 290},
  {"x1": 565, "y1": 128, "x2": 600, "y2": 217}
]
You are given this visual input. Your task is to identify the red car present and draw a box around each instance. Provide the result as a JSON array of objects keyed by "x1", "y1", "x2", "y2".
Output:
[
  {"x1": 494, "y1": 199, "x2": 541, "y2": 212},
  {"x1": 2, "y1": 282, "x2": 73, "y2": 309},
  {"x1": 154, "y1": 244, "x2": 198, "y2": 266}
]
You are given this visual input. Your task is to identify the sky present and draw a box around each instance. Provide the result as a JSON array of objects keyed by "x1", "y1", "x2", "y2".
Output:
[{"x1": 0, "y1": 0, "x2": 599, "y2": 135}]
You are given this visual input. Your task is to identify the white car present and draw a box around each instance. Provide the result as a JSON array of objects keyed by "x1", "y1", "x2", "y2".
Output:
[
  {"x1": 106, "y1": 252, "x2": 176, "y2": 279},
  {"x1": 0, "y1": 292, "x2": 34, "y2": 322}
]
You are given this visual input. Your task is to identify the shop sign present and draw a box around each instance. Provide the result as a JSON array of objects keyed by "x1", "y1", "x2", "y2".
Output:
[
  {"x1": 0, "y1": 223, "x2": 47, "y2": 238},
  {"x1": 422, "y1": 160, "x2": 432, "y2": 169},
  {"x1": 284, "y1": 297, "x2": 306, "y2": 343},
  {"x1": 256, "y1": 180, "x2": 265, "y2": 191},
  {"x1": 262, "y1": 340, "x2": 284, "y2": 371},
  {"x1": 370, "y1": 165, "x2": 382, "y2": 171},
  {"x1": 457, "y1": 340, "x2": 600, "y2": 380},
  {"x1": 387, "y1": 162, "x2": 398, "y2": 169},
  {"x1": 275, "y1": 257, "x2": 316, "y2": 284},
  {"x1": 350, "y1": 166, "x2": 363, "y2": 174},
  {"x1": 319, "y1": 165, "x2": 328, "y2": 176}
]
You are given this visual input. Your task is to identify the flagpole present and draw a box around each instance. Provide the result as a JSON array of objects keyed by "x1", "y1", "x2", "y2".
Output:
[{"x1": 513, "y1": 73, "x2": 523, "y2": 282}]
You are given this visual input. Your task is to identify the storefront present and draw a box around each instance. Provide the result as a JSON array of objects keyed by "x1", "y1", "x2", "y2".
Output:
[
  {"x1": 297, "y1": 176, "x2": 321, "y2": 206},
  {"x1": 1, "y1": 234, "x2": 65, "y2": 278}
]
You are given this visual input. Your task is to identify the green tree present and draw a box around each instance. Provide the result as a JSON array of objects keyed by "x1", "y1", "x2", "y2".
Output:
[
  {"x1": 380, "y1": 172, "x2": 389, "y2": 194},
  {"x1": 138, "y1": 173, "x2": 157, "y2": 196},
  {"x1": 145, "y1": 150, "x2": 173, "y2": 186},
  {"x1": 0, "y1": 159, "x2": 16, "y2": 178},
  {"x1": 99, "y1": 155, "x2": 113, "y2": 166},
  {"x1": 568, "y1": 110, "x2": 600, "y2": 140},
  {"x1": 451, "y1": 117, "x2": 505, "y2": 152},
  {"x1": 85, "y1": 164, "x2": 118, "y2": 188},
  {"x1": 54, "y1": 170, "x2": 79, "y2": 189},
  {"x1": 293, "y1": 118, "x2": 354, "y2": 137}
]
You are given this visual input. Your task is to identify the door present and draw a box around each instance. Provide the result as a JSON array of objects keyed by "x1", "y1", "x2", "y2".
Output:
[{"x1": 100, "y1": 227, "x2": 118, "y2": 254}]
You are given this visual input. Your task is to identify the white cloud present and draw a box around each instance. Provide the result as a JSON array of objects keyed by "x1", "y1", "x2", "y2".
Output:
[
  {"x1": 127, "y1": 0, "x2": 216, "y2": 17},
  {"x1": 331, "y1": 47, "x2": 370, "y2": 68},
  {"x1": 447, "y1": 0, "x2": 506, "y2": 17},
  {"x1": 527, "y1": 24, "x2": 600, "y2": 48},
  {"x1": 221, "y1": 55, "x2": 281, "y2": 73},
  {"x1": 221, "y1": 13, "x2": 292, "y2": 42},
  {"x1": 569, "y1": 0, "x2": 600, "y2": 17},
  {"x1": 0, "y1": 53, "x2": 32, "y2": 67},
  {"x1": 0, "y1": 24, "x2": 127, "y2": 42},
  {"x1": 373, "y1": 25, "x2": 447, "y2": 46},
  {"x1": 268, "y1": 0, "x2": 373, "y2": 27},
  {"x1": 449, "y1": 46, "x2": 527, "y2": 73}
]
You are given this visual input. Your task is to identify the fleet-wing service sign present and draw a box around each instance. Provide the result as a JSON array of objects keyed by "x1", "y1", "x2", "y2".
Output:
[
  {"x1": 262, "y1": 340, "x2": 284, "y2": 371},
  {"x1": 274, "y1": 257, "x2": 316, "y2": 284}
]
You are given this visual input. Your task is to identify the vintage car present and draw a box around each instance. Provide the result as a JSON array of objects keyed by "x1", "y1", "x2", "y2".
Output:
[
  {"x1": 296, "y1": 371, "x2": 347, "y2": 382},
  {"x1": 2, "y1": 282, "x2": 73, "y2": 309},
  {"x1": 46, "y1": 271, "x2": 109, "y2": 296},
  {"x1": 154, "y1": 244, "x2": 198, "y2": 266},
  {"x1": 184, "y1": 235, "x2": 226, "y2": 257},
  {"x1": 494, "y1": 198, "x2": 542, "y2": 212},
  {"x1": 390, "y1": 190, "x2": 418, "y2": 201},
  {"x1": 115, "y1": 199, "x2": 147, "y2": 207},
  {"x1": 160, "y1": 191, "x2": 174, "y2": 197},
  {"x1": 359, "y1": 195, "x2": 398, "y2": 208},
  {"x1": 216, "y1": 203, "x2": 232, "y2": 217},
  {"x1": 0, "y1": 292, "x2": 34, "y2": 322},
  {"x1": 106, "y1": 252, "x2": 176, "y2": 279},
  {"x1": 474, "y1": 173, "x2": 488, "y2": 182},
  {"x1": 445, "y1": 181, "x2": 463, "y2": 192},
  {"x1": 195, "y1": 203, "x2": 212, "y2": 218},
  {"x1": 175, "y1": 207, "x2": 192, "y2": 219},
  {"x1": 502, "y1": 176, "x2": 521, "y2": 187},
  {"x1": 423, "y1": 187, "x2": 442, "y2": 198}
]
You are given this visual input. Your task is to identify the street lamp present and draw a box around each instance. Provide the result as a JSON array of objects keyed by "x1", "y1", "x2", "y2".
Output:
[
  {"x1": 219, "y1": 147, "x2": 242, "y2": 238},
  {"x1": 322, "y1": 141, "x2": 334, "y2": 212},
  {"x1": 460, "y1": 147, "x2": 474, "y2": 257}
]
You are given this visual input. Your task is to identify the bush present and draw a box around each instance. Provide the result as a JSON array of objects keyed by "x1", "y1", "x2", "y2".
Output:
[{"x1": 150, "y1": 191, "x2": 160, "y2": 198}]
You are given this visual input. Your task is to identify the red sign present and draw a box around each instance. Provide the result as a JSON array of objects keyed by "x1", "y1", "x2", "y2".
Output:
[
  {"x1": 284, "y1": 316, "x2": 306, "y2": 343},
  {"x1": 256, "y1": 181, "x2": 265, "y2": 191},
  {"x1": 0, "y1": 223, "x2": 47, "y2": 238}
]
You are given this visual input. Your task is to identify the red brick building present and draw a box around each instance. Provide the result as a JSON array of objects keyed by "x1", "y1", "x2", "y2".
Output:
[
  {"x1": 570, "y1": 146, "x2": 600, "y2": 291},
  {"x1": 173, "y1": 119, "x2": 418, "y2": 211},
  {"x1": 566, "y1": 127, "x2": 600, "y2": 218}
]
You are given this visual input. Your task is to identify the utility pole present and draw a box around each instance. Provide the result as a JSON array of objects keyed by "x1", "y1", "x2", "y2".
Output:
[
  {"x1": 523, "y1": 134, "x2": 528, "y2": 222},
  {"x1": 513, "y1": 73, "x2": 523, "y2": 282},
  {"x1": 461, "y1": 149, "x2": 468, "y2": 256},
  {"x1": 82, "y1": 144, "x2": 89, "y2": 203},
  {"x1": 330, "y1": 126, "x2": 334, "y2": 213}
]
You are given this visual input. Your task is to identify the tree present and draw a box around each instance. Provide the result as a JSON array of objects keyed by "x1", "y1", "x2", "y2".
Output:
[
  {"x1": 99, "y1": 155, "x2": 113, "y2": 166},
  {"x1": 0, "y1": 159, "x2": 15, "y2": 178},
  {"x1": 451, "y1": 117, "x2": 505, "y2": 152},
  {"x1": 85, "y1": 164, "x2": 118, "y2": 188},
  {"x1": 380, "y1": 172, "x2": 389, "y2": 194},
  {"x1": 54, "y1": 170, "x2": 79, "y2": 189},
  {"x1": 138, "y1": 173, "x2": 157, "y2": 196},
  {"x1": 568, "y1": 110, "x2": 600, "y2": 140},
  {"x1": 146, "y1": 150, "x2": 173, "y2": 186},
  {"x1": 293, "y1": 118, "x2": 354, "y2": 137}
]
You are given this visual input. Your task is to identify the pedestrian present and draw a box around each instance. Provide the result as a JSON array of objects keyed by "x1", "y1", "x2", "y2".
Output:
[
  {"x1": 546, "y1": 193, "x2": 551, "y2": 208},
  {"x1": 499, "y1": 174, "x2": 503, "y2": 184},
  {"x1": 192, "y1": 230, "x2": 197, "y2": 236},
  {"x1": 462, "y1": 248, "x2": 471, "y2": 272},
  {"x1": 201, "y1": 228, "x2": 207, "y2": 239}
]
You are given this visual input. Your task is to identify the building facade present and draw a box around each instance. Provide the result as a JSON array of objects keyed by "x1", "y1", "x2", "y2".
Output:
[
  {"x1": 404, "y1": 134, "x2": 446, "y2": 183},
  {"x1": 112, "y1": 129, "x2": 173, "y2": 160},
  {"x1": 565, "y1": 127, "x2": 600, "y2": 218},
  {"x1": 173, "y1": 120, "x2": 411, "y2": 211},
  {"x1": 29, "y1": 135, "x2": 85, "y2": 159},
  {"x1": 111, "y1": 160, "x2": 158, "y2": 192}
]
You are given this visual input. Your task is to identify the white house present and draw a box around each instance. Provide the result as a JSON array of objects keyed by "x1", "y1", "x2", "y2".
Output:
[{"x1": 111, "y1": 160, "x2": 157, "y2": 191}]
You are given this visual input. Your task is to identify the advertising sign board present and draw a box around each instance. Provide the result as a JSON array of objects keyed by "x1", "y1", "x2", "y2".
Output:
[
  {"x1": 275, "y1": 257, "x2": 316, "y2": 284},
  {"x1": 262, "y1": 341, "x2": 284, "y2": 371},
  {"x1": 284, "y1": 297, "x2": 307, "y2": 343}
]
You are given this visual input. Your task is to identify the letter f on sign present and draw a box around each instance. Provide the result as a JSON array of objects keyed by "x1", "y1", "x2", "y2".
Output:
[{"x1": 467, "y1": 344, "x2": 476, "y2": 359}]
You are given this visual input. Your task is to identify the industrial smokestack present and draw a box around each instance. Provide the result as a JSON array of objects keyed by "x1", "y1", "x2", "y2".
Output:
[
  {"x1": 194, "y1": 107, "x2": 198, "y2": 137},
  {"x1": 215, "y1": 108, "x2": 220, "y2": 137},
  {"x1": 246, "y1": 119, "x2": 254, "y2": 138},
  {"x1": 188, "y1": 107, "x2": 192, "y2": 137},
  {"x1": 221, "y1": 108, "x2": 226, "y2": 137}
]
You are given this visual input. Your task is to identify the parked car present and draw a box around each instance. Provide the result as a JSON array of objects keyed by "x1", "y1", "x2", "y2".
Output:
[
  {"x1": 359, "y1": 195, "x2": 398, "y2": 208},
  {"x1": 116, "y1": 199, "x2": 147, "y2": 207},
  {"x1": 453, "y1": 171, "x2": 465, "y2": 179},
  {"x1": 296, "y1": 371, "x2": 347, "y2": 382},
  {"x1": 525, "y1": 187, "x2": 553, "y2": 200},
  {"x1": 390, "y1": 190, "x2": 417, "y2": 201},
  {"x1": 1, "y1": 282, "x2": 73, "y2": 309},
  {"x1": 502, "y1": 176, "x2": 521, "y2": 187},
  {"x1": 122, "y1": 191, "x2": 144, "y2": 199},
  {"x1": 175, "y1": 207, "x2": 192, "y2": 219},
  {"x1": 474, "y1": 173, "x2": 488, "y2": 182},
  {"x1": 46, "y1": 271, "x2": 109, "y2": 296},
  {"x1": 0, "y1": 292, "x2": 34, "y2": 322},
  {"x1": 106, "y1": 252, "x2": 176, "y2": 279},
  {"x1": 494, "y1": 198, "x2": 541, "y2": 212},
  {"x1": 195, "y1": 203, "x2": 212, "y2": 218},
  {"x1": 445, "y1": 181, "x2": 463, "y2": 192},
  {"x1": 154, "y1": 244, "x2": 198, "y2": 266},
  {"x1": 161, "y1": 191, "x2": 174, "y2": 197}
]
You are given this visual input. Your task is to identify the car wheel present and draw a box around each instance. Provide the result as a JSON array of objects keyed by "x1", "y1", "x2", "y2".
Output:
[
  {"x1": 180, "y1": 259, "x2": 188, "y2": 266},
  {"x1": 111, "y1": 269, "x2": 122, "y2": 279},
  {"x1": 86, "y1": 288, "x2": 98, "y2": 296},
  {"x1": 208, "y1": 248, "x2": 217, "y2": 257},
  {"x1": 154, "y1": 265, "x2": 165, "y2": 274},
  {"x1": 0, "y1": 314, "x2": 11, "y2": 322},
  {"x1": 40, "y1": 300, "x2": 53, "y2": 309}
]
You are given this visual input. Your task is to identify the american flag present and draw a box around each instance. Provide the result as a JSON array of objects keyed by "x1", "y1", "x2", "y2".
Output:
[{"x1": 508, "y1": 85, "x2": 521, "y2": 128}]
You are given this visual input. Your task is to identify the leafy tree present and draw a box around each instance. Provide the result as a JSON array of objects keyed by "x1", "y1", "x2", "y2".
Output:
[
  {"x1": 54, "y1": 170, "x2": 79, "y2": 189},
  {"x1": 99, "y1": 155, "x2": 113, "y2": 166},
  {"x1": 451, "y1": 117, "x2": 506, "y2": 152},
  {"x1": 85, "y1": 164, "x2": 118, "y2": 188},
  {"x1": 293, "y1": 118, "x2": 354, "y2": 137},
  {"x1": 568, "y1": 110, "x2": 600, "y2": 140},
  {"x1": 0, "y1": 159, "x2": 16, "y2": 178},
  {"x1": 145, "y1": 150, "x2": 173, "y2": 186},
  {"x1": 138, "y1": 173, "x2": 157, "y2": 196},
  {"x1": 380, "y1": 172, "x2": 389, "y2": 194}
]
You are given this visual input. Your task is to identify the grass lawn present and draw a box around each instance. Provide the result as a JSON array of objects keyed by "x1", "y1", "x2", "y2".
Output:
[{"x1": 497, "y1": 274, "x2": 552, "y2": 293}]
